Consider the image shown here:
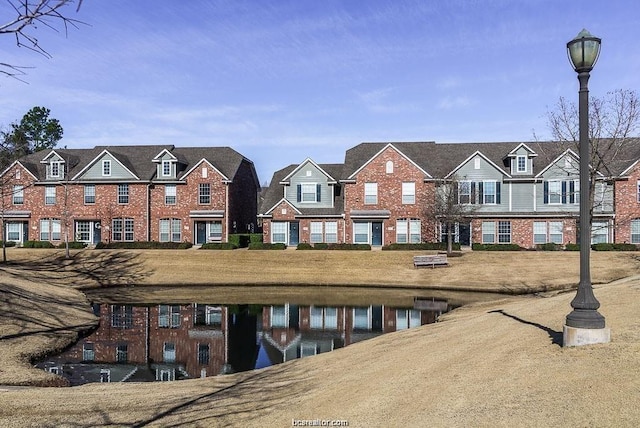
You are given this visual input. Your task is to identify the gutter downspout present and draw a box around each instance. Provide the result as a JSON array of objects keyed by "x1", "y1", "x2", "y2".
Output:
[
  {"x1": 225, "y1": 183, "x2": 229, "y2": 242},
  {"x1": 146, "y1": 183, "x2": 151, "y2": 241}
]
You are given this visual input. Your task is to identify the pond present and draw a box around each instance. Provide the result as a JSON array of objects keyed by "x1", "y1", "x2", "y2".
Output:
[{"x1": 36, "y1": 287, "x2": 501, "y2": 385}]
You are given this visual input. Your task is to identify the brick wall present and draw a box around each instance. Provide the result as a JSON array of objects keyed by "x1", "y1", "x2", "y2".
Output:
[
  {"x1": 613, "y1": 166, "x2": 640, "y2": 243},
  {"x1": 471, "y1": 217, "x2": 578, "y2": 248}
]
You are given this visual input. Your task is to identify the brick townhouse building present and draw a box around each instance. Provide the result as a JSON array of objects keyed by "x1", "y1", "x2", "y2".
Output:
[
  {"x1": 0, "y1": 145, "x2": 259, "y2": 246},
  {"x1": 259, "y1": 140, "x2": 640, "y2": 248}
]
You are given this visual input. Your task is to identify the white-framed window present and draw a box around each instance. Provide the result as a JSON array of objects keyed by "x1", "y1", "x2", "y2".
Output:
[
  {"x1": 637, "y1": 181, "x2": 640, "y2": 203},
  {"x1": 50, "y1": 161, "x2": 62, "y2": 178},
  {"x1": 159, "y1": 305, "x2": 181, "y2": 328},
  {"x1": 517, "y1": 155, "x2": 527, "y2": 173},
  {"x1": 631, "y1": 219, "x2": 640, "y2": 244},
  {"x1": 84, "y1": 185, "x2": 95, "y2": 204},
  {"x1": 45, "y1": 186, "x2": 56, "y2": 205},
  {"x1": 112, "y1": 218, "x2": 134, "y2": 241},
  {"x1": 15, "y1": 169, "x2": 20, "y2": 179},
  {"x1": 483, "y1": 181, "x2": 497, "y2": 204},
  {"x1": 482, "y1": 221, "x2": 495, "y2": 244},
  {"x1": 498, "y1": 221, "x2": 511, "y2": 243},
  {"x1": 159, "y1": 218, "x2": 182, "y2": 242},
  {"x1": 165, "y1": 185, "x2": 176, "y2": 205},
  {"x1": 591, "y1": 221, "x2": 609, "y2": 244},
  {"x1": 102, "y1": 160, "x2": 111, "y2": 176},
  {"x1": 402, "y1": 182, "x2": 415, "y2": 204},
  {"x1": 208, "y1": 222, "x2": 223, "y2": 241},
  {"x1": 533, "y1": 222, "x2": 547, "y2": 244},
  {"x1": 310, "y1": 306, "x2": 338, "y2": 329},
  {"x1": 163, "y1": 342, "x2": 176, "y2": 363},
  {"x1": 386, "y1": 160, "x2": 393, "y2": 174},
  {"x1": 353, "y1": 222, "x2": 369, "y2": 244},
  {"x1": 474, "y1": 158, "x2": 481, "y2": 169},
  {"x1": 116, "y1": 344, "x2": 128, "y2": 363},
  {"x1": 271, "y1": 222, "x2": 287, "y2": 244},
  {"x1": 100, "y1": 369, "x2": 110, "y2": 383},
  {"x1": 201, "y1": 167, "x2": 208, "y2": 178},
  {"x1": 548, "y1": 180, "x2": 562, "y2": 204},
  {"x1": 162, "y1": 160, "x2": 171, "y2": 177},
  {"x1": 353, "y1": 307, "x2": 370, "y2": 330},
  {"x1": 396, "y1": 309, "x2": 421, "y2": 330},
  {"x1": 12, "y1": 185, "x2": 23, "y2": 205},
  {"x1": 325, "y1": 221, "x2": 338, "y2": 243},
  {"x1": 300, "y1": 343, "x2": 318, "y2": 358},
  {"x1": 117, "y1": 184, "x2": 129, "y2": 204},
  {"x1": 199, "y1": 183, "x2": 210, "y2": 204},
  {"x1": 111, "y1": 305, "x2": 133, "y2": 328},
  {"x1": 310, "y1": 222, "x2": 323, "y2": 243},
  {"x1": 40, "y1": 218, "x2": 61, "y2": 241},
  {"x1": 396, "y1": 219, "x2": 421, "y2": 244},
  {"x1": 549, "y1": 221, "x2": 563, "y2": 244},
  {"x1": 6, "y1": 223, "x2": 21, "y2": 241},
  {"x1": 458, "y1": 181, "x2": 471, "y2": 204},
  {"x1": 83, "y1": 343, "x2": 95, "y2": 361},
  {"x1": 270, "y1": 305, "x2": 288, "y2": 328},
  {"x1": 301, "y1": 183, "x2": 318, "y2": 203},
  {"x1": 364, "y1": 182, "x2": 377, "y2": 204}
]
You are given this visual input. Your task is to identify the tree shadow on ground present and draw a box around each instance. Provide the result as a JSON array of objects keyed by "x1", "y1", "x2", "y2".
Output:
[{"x1": 488, "y1": 309, "x2": 563, "y2": 346}]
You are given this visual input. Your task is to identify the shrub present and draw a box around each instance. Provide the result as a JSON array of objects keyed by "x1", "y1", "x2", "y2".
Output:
[
  {"x1": 313, "y1": 243, "x2": 329, "y2": 250},
  {"x1": 296, "y1": 243, "x2": 314, "y2": 250},
  {"x1": 56, "y1": 241, "x2": 87, "y2": 249},
  {"x1": 228, "y1": 234, "x2": 262, "y2": 248},
  {"x1": 326, "y1": 243, "x2": 371, "y2": 251},
  {"x1": 200, "y1": 242, "x2": 238, "y2": 250},
  {"x1": 472, "y1": 243, "x2": 524, "y2": 251},
  {"x1": 248, "y1": 242, "x2": 286, "y2": 250},
  {"x1": 382, "y1": 243, "x2": 461, "y2": 251},
  {"x1": 591, "y1": 243, "x2": 615, "y2": 251},
  {"x1": 565, "y1": 243, "x2": 580, "y2": 251},
  {"x1": 591, "y1": 242, "x2": 638, "y2": 251},
  {"x1": 23, "y1": 240, "x2": 55, "y2": 248},
  {"x1": 0, "y1": 241, "x2": 17, "y2": 248},
  {"x1": 535, "y1": 243, "x2": 562, "y2": 251},
  {"x1": 95, "y1": 241, "x2": 192, "y2": 249}
]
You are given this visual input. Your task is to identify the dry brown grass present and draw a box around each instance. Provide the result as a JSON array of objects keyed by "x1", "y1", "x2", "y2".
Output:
[{"x1": 1, "y1": 248, "x2": 640, "y2": 426}]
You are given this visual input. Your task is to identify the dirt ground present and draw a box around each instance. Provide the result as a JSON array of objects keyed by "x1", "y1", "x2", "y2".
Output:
[{"x1": 1, "y1": 249, "x2": 639, "y2": 427}]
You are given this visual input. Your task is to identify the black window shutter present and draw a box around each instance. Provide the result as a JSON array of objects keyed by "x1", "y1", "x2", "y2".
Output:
[
  {"x1": 569, "y1": 181, "x2": 575, "y2": 204},
  {"x1": 297, "y1": 184, "x2": 301, "y2": 202},
  {"x1": 478, "y1": 182, "x2": 484, "y2": 204},
  {"x1": 471, "y1": 182, "x2": 476, "y2": 204},
  {"x1": 543, "y1": 181, "x2": 549, "y2": 204},
  {"x1": 496, "y1": 182, "x2": 501, "y2": 204},
  {"x1": 562, "y1": 181, "x2": 567, "y2": 204},
  {"x1": 316, "y1": 184, "x2": 321, "y2": 202},
  {"x1": 453, "y1": 183, "x2": 459, "y2": 204}
]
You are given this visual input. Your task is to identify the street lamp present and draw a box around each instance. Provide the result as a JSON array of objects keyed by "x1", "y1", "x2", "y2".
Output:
[{"x1": 563, "y1": 29, "x2": 610, "y2": 346}]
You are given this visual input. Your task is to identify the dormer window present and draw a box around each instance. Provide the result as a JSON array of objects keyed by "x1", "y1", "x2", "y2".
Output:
[
  {"x1": 517, "y1": 155, "x2": 527, "y2": 173},
  {"x1": 102, "y1": 160, "x2": 111, "y2": 176},
  {"x1": 162, "y1": 160, "x2": 171, "y2": 177},
  {"x1": 50, "y1": 161, "x2": 62, "y2": 178}
]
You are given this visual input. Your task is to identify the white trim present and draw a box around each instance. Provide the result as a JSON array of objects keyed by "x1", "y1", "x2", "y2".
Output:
[
  {"x1": 280, "y1": 158, "x2": 338, "y2": 183},
  {"x1": 262, "y1": 198, "x2": 302, "y2": 216},
  {"x1": 151, "y1": 148, "x2": 178, "y2": 162},
  {"x1": 445, "y1": 151, "x2": 512, "y2": 179},
  {"x1": 0, "y1": 160, "x2": 38, "y2": 180},
  {"x1": 507, "y1": 143, "x2": 538, "y2": 157},
  {"x1": 347, "y1": 143, "x2": 432, "y2": 180},
  {"x1": 182, "y1": 158, "x2": 229, "y2": 182},
  {"x1": 71, "y1": 149, "x2": 141, "y2": 181}
]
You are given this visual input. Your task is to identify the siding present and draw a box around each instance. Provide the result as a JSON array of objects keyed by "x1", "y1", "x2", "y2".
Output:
[
  {"x1": 285, "y1": 163, "x2": 335, "y2": 209},
  {"x1": 81, "y1": 153, "x2": 137, "y2": 180}
]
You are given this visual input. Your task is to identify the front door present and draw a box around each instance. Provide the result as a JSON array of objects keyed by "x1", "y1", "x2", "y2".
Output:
[
  {"x1": 459, "y1": 223, "x2": 471, "y2": 246},
  {"x1": 196, "y1": 222, "x2": 207, "y2": 244},
  {"x1": 372, "y1": 222, "x2": 383, "y2": 246},
  {"x1": 289, "y1": 222, "x2": 299, "y2": 246}
]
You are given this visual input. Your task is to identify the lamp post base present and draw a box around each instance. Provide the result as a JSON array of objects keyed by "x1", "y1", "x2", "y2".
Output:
[{"x1": 563, "y1": 325, "x2": 610, "y2": 347}]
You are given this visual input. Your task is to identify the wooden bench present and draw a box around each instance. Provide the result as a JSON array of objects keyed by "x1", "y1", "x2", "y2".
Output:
[{"x1": 413, "y1": 254, "x2": 448, "y2": 268}]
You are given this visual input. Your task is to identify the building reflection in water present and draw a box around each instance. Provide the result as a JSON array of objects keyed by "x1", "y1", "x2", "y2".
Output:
[{"x1": 37, "y1": 301, "x2": 445, "y2": 385}]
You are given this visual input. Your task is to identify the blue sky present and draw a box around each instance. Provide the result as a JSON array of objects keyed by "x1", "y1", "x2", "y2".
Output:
[{"x1": 1, "y1": 0, "x2": 639, "y2": 183}]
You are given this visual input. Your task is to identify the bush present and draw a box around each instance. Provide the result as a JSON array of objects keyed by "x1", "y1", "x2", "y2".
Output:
[
  {"x1": 382, "y1": 242, "x2": 461, "y2": 251},
  {"x1": 472, "y1": 243, "x2": 524, "y2": 251},
  {"x1": 313, "y1": 243, "x2": 329, "y2": 250},
  {"x1": 23, "y1": 240, "x2": 55, "y2": 248},
  {"x1": 535, "y1": 243, "x2": 562, "y2": 251},
  {"x1": 326, "y1": 243, "x2": 371, "y2": 251},
  {"x1": 228, "y1": 234, "x2": 262, "y2": 248},
  {"x1": 591, "y1": 242, "x2": 639, "y2": 251},
  {"x1": 95, "y1": 241, "x2": 193, "y2": 249},
  {"x1": 296, "y1": 243, "x2": 314, "y2": 250},
  {"x1": 56, "y1": 241, "x2": 88, "y2": 249},
  {"x1": 200, "y1": 242, "x2": 238, "y2": 250},
  {"x1": 565, "y1": 243, "x2": 580, "y2": 251},
  {"x1": 0, "y1": 241, "x2": 17, "y2": 248},
  {"x1": 248, "y1": 242, "x2": 286, "y2": 250}
]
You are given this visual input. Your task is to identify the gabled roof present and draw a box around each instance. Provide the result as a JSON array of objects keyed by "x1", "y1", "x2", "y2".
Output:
[
  {"x1": 151, "y1": 148, "x2": 178, "y2": 162},
  {"x1": 181, "y1": 158, "x2": 230, "y2": 182},
  {"x1": 344, "y1": 142, "x2": 434, "y2": 180},
  {"x1": 0, "y1": 160, "x2": 38, "y2": 180},
  {"x1": 261, "y1": 198, "x2": 302, "y2": 216},
  {"x1": 71, "y1": 148, "x2": 141, "y2": 181},
  {"x1": 280, "y1": 158, "x2": 339, "y2": 184},
  {"x1": 534, "y1": 148, "x2": 580, "y2": 178},
  {"x1": 507, "y1": 143, "x2": 538, "y2": 157},
  {"x1": 444, "y1": 150, "x2": 512, "y2": 179}
]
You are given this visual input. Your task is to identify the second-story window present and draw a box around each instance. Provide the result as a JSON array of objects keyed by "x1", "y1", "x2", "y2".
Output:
[
  {"x1": 162, "y1": 160, "x2": 171, "y2": 176},
  {"x1": 199, "y1": 183, "x2": 211, "y2": 204},
  {"x1": 299, "y1": 183, "x2": 319, "y2": 203},
  {"x1": 364, "y1": 182, "x2": 378, "y2": 204},
  {"x1": 45, "y1": 186, "x2": 56, "y2": 205},
  {"x1": 12, "y1": 185, "x2": 23, "y2": 205},
  {"x1": 165, "y1": 184, "x2": 176, "y2": 204},
  {"x1": 483, "y1": 181, "x2": 497, "y2": 204},
  {"x1": 402, "y1": 182, "x2": 415, "y2": 204},
  {"x1": 547, "y1": 181, "x2": 562, "y2": 204},
  {"x1": 118, "y1": 184, "x2": 129, "y2": 204},
  {"x1": 50, "y1": 161, "x2": 62, "y2": 178},
  {"x1": 102, "y1": 160, "x2": 111, "y2": 176},
  {"x1": 458, "y1": 181, "x2": 472, "y2": 204},
  {"x1": 84, "y1": 185, "x2": 95, "y2": 204},
  {"x1": 517, "y1": 155, "x2": 527, "y2": 173}
]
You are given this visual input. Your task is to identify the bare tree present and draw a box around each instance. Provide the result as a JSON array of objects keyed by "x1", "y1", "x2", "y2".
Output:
[
  {"x1": 1, "y1": 0, "x2": 84, "y2": 80},
  {"x1": 0, "y1": 163, "x2": 33, "y2": 262},
  {"x1": 427, "y1": 176, "x2": 479, "y2": 255},
  {"x1": 545, "y1": 89, "x2": 640, "y2": 236}
]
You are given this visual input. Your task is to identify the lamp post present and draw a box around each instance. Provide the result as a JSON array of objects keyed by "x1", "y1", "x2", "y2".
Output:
[{"x1": 563, "y1": 29, "x2": 610, "y2": 346}]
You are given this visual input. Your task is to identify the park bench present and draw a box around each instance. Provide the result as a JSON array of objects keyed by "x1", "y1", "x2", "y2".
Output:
[{"x1": 413, "y1": 254, "x2": 448, "y2": 268}]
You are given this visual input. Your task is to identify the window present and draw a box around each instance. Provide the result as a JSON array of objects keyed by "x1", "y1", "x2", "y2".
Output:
[
  {"x1": 483, "y1": 181, "x2": 496, "y2": 204},
  {"x1": 50, "y1": 161, "x2": 61, "y2": 178},
  {"x1": 271, "y1": 305, "x2": 287, "y2": 328},
  {"x1": 458, "y1": 181, "x2": 471, "y2": 204},
  {"x1": 208, "y1": 222, "x2": 222, "y2": 241},
  {"x1": 117, "y1": 184, "x2": 129, "y2": 204},
  {"x1": 386, "y1": 160, "x2": 394, "y2": 173},
  {"x1": 402, "y1": 182, "x2": 415, "y2": 204},
  {"x1": 300, "y1": 183, "x2": 318, "y2": 202},
  {"x1": 116, "y1": 344, "x2": 128, "y2": 363},
  {"x1": 6, "y1": 223, "x2": 20, "y2": 241},
  {"x1": 12, "y1": 185, "x2": 23, "y2": 205},
  {"x1": 201, "y1": 167, "x2": 208, "y2": 178},
  {"x1": 310, "y1": 222, "x2": 323, "y2": 243},
  {"x1": 271, "y1": 222, "x2": 287, "y2": 243},
  {"x1": 159, "y1": 219, "x2": 181, "y2": 242},
  {"x1": 40, "y1": 219, "x2": 61, "y2": 241},
  {"x1": 100, "y1": 369, "x2": 110, "y2": 383},
  {"x1": 112, "y1": 218, "x2": 134, "y2": 241},
  {"x1": 396, "y1": 219, "x2": 421, "y2": 244},
  {"x1": 353, "y1": 307, "x2": 370, "y2": 330},
  {"x1": 102, "y1": 160, "x2": 111, "y2": 176},
  {"x1": 637, "y1": 181, "x2": 640, "y2": 203},
  {"x1": 549, "y1": 221, "x2": 563, "y2": 244},
  {"x1": 165, "y1": 185, "x2": 176, "y2": 204},
  {"x1": 159, "y1": 305, "x2": 181, "y2": 328},
  {"x1": 199, "y1": 183, "x2": 211, "y2": 204},
  {"x1": 83, "y1": 343, "x2": 95, "y2": 361},
  {"x1": 533, "y1": 222, "x2": 547, "y2": 244},
  {"x1": 163, "y1": 342, "x2": 176, "y2": 363},
  {"x1": 547, "y1": 181, "x2": 562, "y2": 204},
  {"x1": 517, "y1": 155, "x2": 527, "y2": 173},
  {"x1": 396, "y1": 309, "x2": 421, "y2": 330},
  {"x1": 364, "y1": 182, "x2": 377, "y2": 204},
  {"x1": 76, "y1": 221, "x2": 92, "y2": 242},
  {"x1": 631, "y1": 219, "x2": 640, "y2": 244},
  {"x1": 111, "y1": 305, "x2": 133, "y2": 328},
  {"x1": 45, "y1": 186, "x2": 56, "y2": 205},
  {"x1": 84, "y1": 185, "x2": 95, "y2": 204},
  {"x1": 591, "y1": 221, "x2": 609, "y2": 244},
  {"x1": 354, "y1": 223, "x2": 369, "y2": 244},
  {"x1": 498, "y1": 221, "x2": 511, "y2": 243},
  {"x1": 197, "y1": 344, "x2": 210, "y2": 365},
  {"x1": 474, "y1": 158, "x2": 481, "y2": 169},
  {"x1": 195, "y1": 304, "x2": 223, "y2": 326},
  {"x1": 162, "y1": 160, "x2": 171, "y2": 176},
  {"x1": 310, "y1": 306, "x2": 338, "y2": 329},
  {"x1": 300, "y1": 343, "x2": 318, "y2": 358},
  {"x1": 482, "y1": 221, "x2": 495, "y2": 244},
  {"x1": 325, "y1": 222, "x2": 338, "y2": 243},
  {"x1": 15, "y1": 169, "x2": 20, "y2": 179},
  {"x1": 545, "y1": 180, "x2": 578, "y2": 204}
]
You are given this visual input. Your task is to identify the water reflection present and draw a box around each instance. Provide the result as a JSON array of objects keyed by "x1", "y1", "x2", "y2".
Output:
[{"x1": 37, "y1": 300, "x2": 447, "y2": 385}]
